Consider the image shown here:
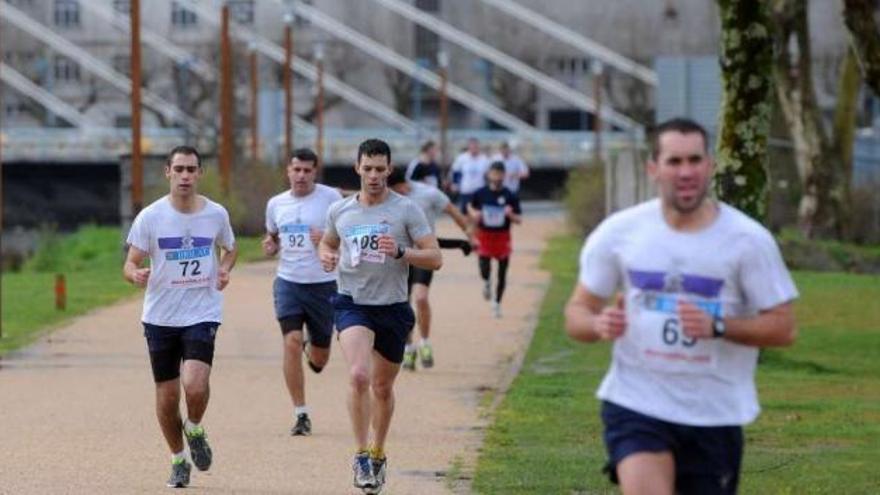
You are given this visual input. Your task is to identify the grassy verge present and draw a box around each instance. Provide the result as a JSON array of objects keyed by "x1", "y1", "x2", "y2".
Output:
[
  {"x1": 1, "y1": 226, "x2": 265, "y2": 355},
  {"x1": 472, "y1": 234, "x2": 880, "y2": 494}
]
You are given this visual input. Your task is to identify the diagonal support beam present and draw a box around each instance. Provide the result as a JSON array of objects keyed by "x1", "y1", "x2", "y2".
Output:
[
  {"x1": 178, "y1": 0, "x2": 416, "y2": 132},
  {"x1": 477, "y1": 0, "x2": 657, "y2": 86},
  {"x1": 368, "y1": 0, "x2": 639, "y2": 130},
  {"x1": 290, "y1": 0, "x2": 535, "y2": 132},
  {"x1": 1, "y1": 2, "x2": 200, "y2": 131},
  {"x1": 0, "y1": 62, "x2": 97, "y2": 128}
]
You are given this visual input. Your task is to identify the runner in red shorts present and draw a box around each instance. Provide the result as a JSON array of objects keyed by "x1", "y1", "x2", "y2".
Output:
[{"x1": 469, "y1": 161, "x2": 522, "y2": 318}]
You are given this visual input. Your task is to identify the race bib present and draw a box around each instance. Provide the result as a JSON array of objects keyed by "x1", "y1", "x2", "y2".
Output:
[
  {"x1": 159, "y1": 235, "x2": 215, "y2": 289},
  {"x1": 345, "y1": 224, "x2": 391, "y2": 266},
  {"x1": 631, "y1": 292, "x2": 719, "y2": 374},
  {"x1": 483, "y1": 205, "x2": 506, "y2": 228},
  {"x1": 279, "y1": 223, "x2": 313, "y2": 256}
]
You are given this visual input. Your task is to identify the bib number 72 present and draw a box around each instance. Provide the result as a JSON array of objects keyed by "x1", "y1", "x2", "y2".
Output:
[
  {"x1": 662, "y1": 318, "x2": 696, "y2": 347},
  {"x1": 179, "y1": 260, "x2": 202, "y2": 277}
]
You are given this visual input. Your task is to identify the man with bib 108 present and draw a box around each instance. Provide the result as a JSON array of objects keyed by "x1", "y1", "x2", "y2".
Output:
[{"x1": 319, "y1": 138, "x2": 441, "y2": 494}]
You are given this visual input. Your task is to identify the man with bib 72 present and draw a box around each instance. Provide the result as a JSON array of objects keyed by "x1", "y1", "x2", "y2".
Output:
[
  {"x1": 123, "y1": 146, "x2": 237, "y2": 489},
  {"x1": 319, "y1": 138, "x2": 441, "y2": 494},
  {"x1": 564, "y1": 118, "x2": 798, "y2": 495}
]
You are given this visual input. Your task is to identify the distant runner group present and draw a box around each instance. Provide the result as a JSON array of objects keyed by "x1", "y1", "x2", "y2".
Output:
[{"x1": 124, "y1": 137, "x2": 525, "y2": 492}]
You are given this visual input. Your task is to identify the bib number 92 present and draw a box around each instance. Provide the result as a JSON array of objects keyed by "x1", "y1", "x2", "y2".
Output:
[
  {"x1": 288, "y1": 234, "x2": 306, "y2": 248},
  {"x1": 662, "y1": 318, "x2": 696, "y2": 347}
]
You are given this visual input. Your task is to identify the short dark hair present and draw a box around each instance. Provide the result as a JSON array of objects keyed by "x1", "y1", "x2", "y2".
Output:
[
  {"x1": 649, "y1": 118, "x2": 709, "y2": 160},
  {"x1": 387, "y1": 168, "x2": 407, "y2": 186},
  {"x1": 166, "y1": 145, "x2": 201, "y2": 167},
  {"x1": 420, "y1": 140, "x2": 436, "y2": 153},
  {"x1": 357, "y1": 138, "x2": 392, "y2": 164},
  {"x1": 290, "y1": 148, "x2": 319, "y2": 167},
  {"x1": 489, "y1": 161, "x2": 506, "y2": 173}
]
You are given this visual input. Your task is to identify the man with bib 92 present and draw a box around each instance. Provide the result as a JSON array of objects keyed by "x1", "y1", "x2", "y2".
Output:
[{"x1": 564, "y1": 118, "x2": 798, "y2": 495}]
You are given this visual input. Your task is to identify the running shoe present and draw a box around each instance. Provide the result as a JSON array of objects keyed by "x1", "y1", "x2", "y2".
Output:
[
  {"x1": 402, "y1": 348, "x2": 417, "y2": 371},
  {"x1": 418, "y1": 344, "x2": 434, "y2": 369},
  {"x1": 303, "y1": 339, "x2": 324, "y2": 373},
  {"x1": 363, "y1": 456, "x2": 387, "y2": 494},
  {"x1": 184, "y1": 425, "x2": 212, "y2": 471},
  {"x1": 291, "y1": 412, "x2": 312, "y2": 436},
  {"x1": 352, "y1": 452, "x2": 377, "y2": 490},
  {"x1": 461, "y1": 242, "x2": 472, "y2": 256},
  {"x1": 166, "y1": 459, "x2": 191, "y2": 488},
  {"x1": 482, "y1": 281, "x2": 491, "y2": 301},
  {"x1": 492, "y1": 301, "x2": 502, "y2": 319}
]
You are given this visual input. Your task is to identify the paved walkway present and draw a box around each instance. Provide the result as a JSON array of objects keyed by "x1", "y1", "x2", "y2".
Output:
[{"x1": 0, "y1": 214, "x2": 562, "y2": 494}]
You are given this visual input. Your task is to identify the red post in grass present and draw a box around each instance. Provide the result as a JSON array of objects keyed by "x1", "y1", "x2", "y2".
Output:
[{"x1": 55, "y1": 274, "x2": 67, "y2": 311}]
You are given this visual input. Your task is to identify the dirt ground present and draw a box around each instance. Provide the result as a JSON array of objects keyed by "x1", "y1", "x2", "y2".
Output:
[{"x1": 0, "y1": 213, "x2": 562, "y2": 494}]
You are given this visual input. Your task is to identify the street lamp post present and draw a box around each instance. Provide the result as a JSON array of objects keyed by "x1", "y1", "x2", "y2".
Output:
[
  {"x1": 314, "y1": 40, "x2": 325, "y2": 166},
  {"x1": 283, "y1": 10, "x2": 294, "y2": 163},
  {"x1": 130, "y1": 0, "x2": 143, "y2": 215},
  {"x1": 249, "y1": 41, "x2": 260, "y2": 162},
  {"x1": 437, "y1": 50, "x2": 450, "y2": 169},
  {"x1": 219, "y1": 1, "x2": 234, "y2": 195}
]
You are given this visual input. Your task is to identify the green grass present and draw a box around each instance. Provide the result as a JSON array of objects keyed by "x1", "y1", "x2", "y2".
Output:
[
  {"x1": 1, "y1": 226, "x2": 265, "y2": 355},
  {"x1": 472, "y1": 235, "x2": 880, "y2": 494}
]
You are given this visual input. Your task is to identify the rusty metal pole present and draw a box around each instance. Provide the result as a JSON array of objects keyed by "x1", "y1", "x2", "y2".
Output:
[
  {"x1": 283, "y1": 13, "x2": 294, "y2": 163},
  {"x1": 249, "y1": 42, "x2": 259, "y2": 162},
  {"x1": 0, "y1": 24, "x2": 3, "y2": 339},
  {"x1": 219, "y1": 2, "x2": 233, "y2": 195},
  {"x1": 315, "y1": 41, "x2": 325, "y2": 165},
  {"x1": 130, "y1": 0, "x2": 143, "y2": 214},
  {"x1": 438, "y1": 50, "x2": 450, "y2": 172}
]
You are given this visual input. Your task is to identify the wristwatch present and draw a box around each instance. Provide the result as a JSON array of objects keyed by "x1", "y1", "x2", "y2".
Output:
[
  {"x1": 394, "y1": 245, "x2": 406, "y2": 259},
  {"x1": 712, "y1": 317, "x2": 726, "y2": 339}
]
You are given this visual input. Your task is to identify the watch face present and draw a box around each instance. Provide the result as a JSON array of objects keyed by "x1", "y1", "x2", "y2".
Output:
[{"x1": 713, "y1": 319, "x2": 726, "y2": 337}]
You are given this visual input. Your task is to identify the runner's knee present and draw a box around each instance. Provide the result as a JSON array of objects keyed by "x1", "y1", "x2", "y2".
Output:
[{"x1": 350, "y1": 366, "x2": 370, "y2": 392}]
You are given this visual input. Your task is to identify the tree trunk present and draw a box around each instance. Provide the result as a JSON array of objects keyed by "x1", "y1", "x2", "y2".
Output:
[
  {"x1": 771, "y1": 0, "x2": 844, "y2": 238},
  {"x1": 714, "y1": 0, "x2": 775, "y2": 222},
  {"x1": 843, "y1": 0, "x2": 880, "y2": 96}
]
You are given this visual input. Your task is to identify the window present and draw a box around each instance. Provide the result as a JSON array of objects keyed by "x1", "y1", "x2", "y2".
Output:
[
  {"x1": 54, "y1": 0, "x2": 80, "y2": 28},
  {"x1": 54, "y1": 56, "x2": 81, "y2": 82},
  {"x1": 229, "y1": 0, "x2": 254, "y2": 24},
  {"x1": 113, "y1": 54, "x2": 131, "y2": 76},
  {"x1": 171, "y1": 1, "x2": 197, "y2": 27},
  {"x1": 413, "y1": 0, "x2": 440, "y2": 65},
  {"x1": 113, "y1": 0, "x2": 130, "y2": 14}
]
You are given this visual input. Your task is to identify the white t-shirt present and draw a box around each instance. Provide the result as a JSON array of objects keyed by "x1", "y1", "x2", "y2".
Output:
[
  {"x1": 451, "y1": 152, "x2": 489, "y2": 195},
  {"x1": 265, "y1": 184, "x2": 341, "y2": 284},
  {"x1": 578, "y1": 199, "x2": 798, "y2": 426},
  {"x1": 491, "y1": 153, "x2": 528, "y2": 192},
  {"x1": 127, "y1": 196, "x2": 236, "y2": 327}
]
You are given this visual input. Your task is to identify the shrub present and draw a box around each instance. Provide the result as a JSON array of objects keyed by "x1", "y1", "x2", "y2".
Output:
[{"x1": 563, "y1": 163, "x2": 605, "y2": 236}]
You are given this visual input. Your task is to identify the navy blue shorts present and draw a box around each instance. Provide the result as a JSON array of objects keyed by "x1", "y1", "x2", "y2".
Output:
[
  {"x1": 332, "y1": 294, "x2": 415, "y2": 364},
  {"x1": 601, "y1": 401, "x2": 742, "y2": 494},
  {"x1": 273, "y1": 278, "x2": 336, "y2": 348},
  {"x1": 143, "y1": 321, "x2": 220, "y2": 383}
]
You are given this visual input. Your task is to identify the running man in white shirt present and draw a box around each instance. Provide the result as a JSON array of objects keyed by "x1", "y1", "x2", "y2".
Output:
[
  {"x1": 320, "y1": 139, "x2": 441, "y2": 494},
  {"x1": 387, "y1": 168, "x2": 474, "y2": 370},
  {"x1": 449, "y1": 137, "x2": 489, "y2": 214},
  {"x1": 490, "y1": 141, "x2": 530, "y2": 193},
  {"x1": 564, "y1": 118, "x2": 798, "y2": 495},
  {"x1": 263, "y1": 148, "x2": 342, "y2": 436},
  {"x1": 123, "y1": 146, "x2": 238, "y2": 488}
]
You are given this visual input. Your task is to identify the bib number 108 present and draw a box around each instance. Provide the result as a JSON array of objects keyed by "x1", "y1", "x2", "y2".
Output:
[
  {"x1": 662, "y1": 318, "x2": 696, "y2": 347},
  {"x1": 352, "y1": 235, "x2": 379, "y2": 251}
]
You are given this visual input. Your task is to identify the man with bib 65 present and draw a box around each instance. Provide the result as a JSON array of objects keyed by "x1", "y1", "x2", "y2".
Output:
[{"x1": 564, "y1": 118, "x2": 798, "y2": 495}]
